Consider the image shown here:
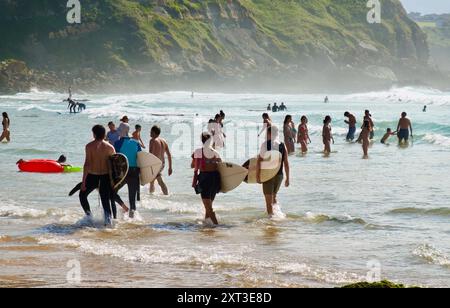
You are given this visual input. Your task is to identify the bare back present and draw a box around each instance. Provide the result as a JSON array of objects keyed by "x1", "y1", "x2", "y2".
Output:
[
  {"x1": 150, "y1": 137, "x2": 166, "y2": 163},
  {"x1": 398, "y1": 118, "x2": 411, "y2": 129},
  {"x1": 85, "y1": 140, "x2": 115, "y2": 175}
]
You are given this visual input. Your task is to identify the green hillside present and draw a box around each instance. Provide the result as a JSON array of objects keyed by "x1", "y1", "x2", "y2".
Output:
[{"x1": 0, "y1": 0, "x2": 439, "y2": 93}]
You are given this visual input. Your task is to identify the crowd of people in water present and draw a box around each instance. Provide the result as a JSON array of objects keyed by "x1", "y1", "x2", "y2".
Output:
[{"x1": 1, "y1": 94, "x2": 416, "y2": 226}]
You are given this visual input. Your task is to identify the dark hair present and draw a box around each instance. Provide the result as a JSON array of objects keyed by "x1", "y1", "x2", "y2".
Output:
[
  {"x1": 365, "y1": 110, "x2": 372, "y2": 117},
  {"x1": 151, "y1": 125, "x2": 161, "y2": 136},
  {"x1": 201, "y1": 132, "x2": 211, "y2": 144},
  {"x1": 92, "y1": 125, "x2": 106, "y2": 140},
  {"x1": 284, "y1": 115, "x2": 292, "y2": 125},
  {"x1": 402, "y1": 112, "x2": 407, "y2": 117},
  {"x1": 387, "y1": 128, "x2": 392, "y2": 132},
  {"x1": 2, "y1": 112, "x2": 8, "y2": 118},
  {"x1": 57, "y1": 155, "x2": 67, "y2": 163},
  {"x1": 215, "y1": 114, "x2": 221, "y2": 121},
  {"x1": 220, "y1": 110, "x2": 225, "y2": 118},
  {"x1": 135, "y1": 124, "x2": 142, "y2": 130},
  {"x1": 324, "y1": 115, "x2": 331, "y2": 124},
  {"x1": 301, "y1": 115, "x2": 307, "y2": 122},
  {"x1": 344, "y1": 112, "x2": 350, "y2": 117},
  {"x1": 108, "y1": 121, "x2": 114, "y2": 126},
  {"x1": 262, "y1": 113, "x2": 269, "y2": 119},
  {"x1": 208, "y1": 119, "x2": 215, "y2": 124}
]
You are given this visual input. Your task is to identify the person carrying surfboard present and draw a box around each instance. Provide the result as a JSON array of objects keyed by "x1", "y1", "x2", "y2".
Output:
[
  {"x1": 257, "y1": 125, "x2": 290, "y2": 217},
  {"x1": 149, "y1": 125, "x2": 172, "y2": 195},
  {"x1": 191, "y1": 132, "x2": 222, "y2": 225},
  {"x1": 79, "y1": 125, "x2": 116, "y2": 226},
  {"x1": 114, "y1": 123, "x2": 142, "y2": 219}
]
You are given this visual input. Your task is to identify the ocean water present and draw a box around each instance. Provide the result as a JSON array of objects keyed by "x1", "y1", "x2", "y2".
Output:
[{"x1": 1, "y1": 87, "x2": 450, "y2": 288}]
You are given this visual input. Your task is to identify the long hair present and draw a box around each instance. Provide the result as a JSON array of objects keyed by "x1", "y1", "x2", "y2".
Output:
[
  {"x1": 323, "y1": 115, "x2": 331, "y2": 125},
  {"x1": 284, "y1": 115, "x2": 292, "y2": 125},
  {"x1": 2, "y1": 112, "x2": 9, "y2": 125}
]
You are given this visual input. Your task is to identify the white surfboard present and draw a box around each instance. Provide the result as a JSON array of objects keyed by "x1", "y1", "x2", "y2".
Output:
[
  {"x1": 218, "y1": 162, "x2": 248, "y2": 193},
  {"x1": 245, "y1": 150, "x2": 282, "y2": 184},
  {"x1": 137, "y1": 152, "x2": 163, "y2": 186}
]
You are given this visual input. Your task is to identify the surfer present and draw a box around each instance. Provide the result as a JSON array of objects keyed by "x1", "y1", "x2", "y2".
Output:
[
  {"x1": 149, "y1": 125, "x2": 173, "y2": 195},
  {"x1": 132, "y1": 124, "x2": 146, "y2": 149},
  {"x1": 283, "y1": 115, "x2": 296, "y2": 154},
  {"x1": 322, "y1": 116, "x2": 334, "y2": 154},
  {"x1": 257, "y1": 125, "x2": 290, "y2": 216},
  {"x1": 0, "y1": 112, "x2": 10, "y2": 143},
  {"x1": 114, "y1": 123, "x2": 142, "y2": 219},
  {"x1": 397, "y1": 112, "x2": 413, "y2": 144},
  {"x1": 191, "y1": 132, "x2": 222, "y2": 225},
  {"x1": 381, "y1": 128, "x2": 397, "y2": 144},
  {"x1": 279, "y1": 103, "x2": 287, "y2": 111},
  {"x1": 344, "y1": 112, "x2": 357, "y2": 141},
  {"x1": 106, "y1": 122, "x2": 120, "y2": 146},
  {"x1": 79, "y1": 125, "x2": 116, "y2": 226},
  {"x1": 297, "y1": 116, "x2": 311, "y2": 154},
  {"x1": 361, "y1": 119, "x2": 371, "y2": 158},
  {"x1": 67, "y1": 98, "x2": 77, "y2": 113}
]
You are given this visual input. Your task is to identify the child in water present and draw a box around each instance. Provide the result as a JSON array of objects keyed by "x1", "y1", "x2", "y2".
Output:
[
  {"x1": 132, "y1": 124, "x2": 146, "y2": 149},
  {"x1": 381, "y1": 128, "x2": 397, "y2": 144}
]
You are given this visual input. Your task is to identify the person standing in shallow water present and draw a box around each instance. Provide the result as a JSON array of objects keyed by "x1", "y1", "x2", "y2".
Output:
[
  {"x1": 283, "y1": 115, "x2": 296, "y2": 154},
  {"x1": 397, "y1": 112, "x2": 413, "y2": 144},
  {"x1": 79, "y1": 125, "x2": 115, "y2": 226},
  {"x1": 1, "y1": 112, "x2": 11, "y2": 143},
  {"x1": 322, "y1": 116, "x2": 334, "y2": 154},
  {"x1": 149, "y1": 125, "x2": 173, "y2": 195},
  {"x1": 191, "y1": 133, "x2": 222, "y2": 225},
  {"x1": 115, "y1": 123, "x2": 142, "y2": 219},
  {"x1": 257, "y1": 125, "x2": 290, "y2": 217},
  {"x1": 297, "y1": 116, "x2": 311, "y2": 154},
  {"x1": 344, "y1": 112, "x2": 357, "y2": 142},
  {"x1": 361, "y1": 119, "x2": 371, "y2": 158}
]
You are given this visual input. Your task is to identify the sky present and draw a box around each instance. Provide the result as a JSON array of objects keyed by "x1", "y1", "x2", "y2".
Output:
[{"x1": 401, "y1": 0, "x2": 450, "y2": 14}]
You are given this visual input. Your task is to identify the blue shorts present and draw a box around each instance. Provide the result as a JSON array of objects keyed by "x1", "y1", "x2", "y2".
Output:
[
  {"x1": 347, "y1": 127, "x2": 356, "y2": 140},
  {"x1": 398, "y1": 129, "x2": 409, "y2": 141}
]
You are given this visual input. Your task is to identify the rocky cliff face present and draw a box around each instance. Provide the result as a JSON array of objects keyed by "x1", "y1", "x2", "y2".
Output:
[{"x1": 0, "y1": 0, "x2": 442, "y2": 93}]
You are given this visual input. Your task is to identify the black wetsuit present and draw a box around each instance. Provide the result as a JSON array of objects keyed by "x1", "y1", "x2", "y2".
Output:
[{"x1": 79, "y1": 174, "x2": 113, "y2": 219}]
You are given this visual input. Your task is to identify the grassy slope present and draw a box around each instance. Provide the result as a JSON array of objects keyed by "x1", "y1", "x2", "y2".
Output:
[{"x1": 0, "y1": 0, "x2": 429, "y2": 76}]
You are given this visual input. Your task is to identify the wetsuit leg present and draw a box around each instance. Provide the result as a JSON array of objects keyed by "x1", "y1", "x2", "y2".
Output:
[
  {"x1": 98, "y1": 175, "x2": 112, "y2": 220},
  {"x1": 126, "y1": 168, "x2": 140, "y2": 211},
  {"x1": 79, "y1": 174, "x2": 99, "y2": 215}
]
